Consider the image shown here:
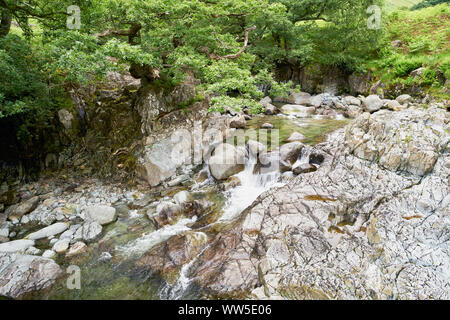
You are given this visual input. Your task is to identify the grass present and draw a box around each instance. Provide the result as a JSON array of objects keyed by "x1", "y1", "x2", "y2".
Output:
[
  {"x1": 364, "y1": 3, "x2": 450, "y2": 98},
  {"x1": 385, "y1": 0, "x2": 423, "y2": 11}
]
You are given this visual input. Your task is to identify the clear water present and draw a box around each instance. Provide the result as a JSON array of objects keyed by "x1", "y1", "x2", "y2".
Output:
[{"x1": 22, "y1": 114, "x2": 348, "y2": 300}]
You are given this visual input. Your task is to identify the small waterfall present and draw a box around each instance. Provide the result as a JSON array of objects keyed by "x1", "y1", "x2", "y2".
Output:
[
  {"x1": 219, "y1": 153, "x2": 284, "y2": 221},
  {"x1": 159, "y1": 233, "x2": 209, "y2": 300},
  {"x1": 116, "y1": 216, "x2": 198, "y2": 257}
]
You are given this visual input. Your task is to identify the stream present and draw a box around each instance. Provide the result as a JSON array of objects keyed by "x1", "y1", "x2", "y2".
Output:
[{"x1": 23, "y1": 112, "x2": 349, "y2": 300}]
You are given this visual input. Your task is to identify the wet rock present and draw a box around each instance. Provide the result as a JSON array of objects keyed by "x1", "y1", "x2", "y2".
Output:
[
  {"x1": 293, "y1": 162, "x2": 317, "y2": 175},
  {"x1": 281, "y1": 105, "x2": 316, "y2": 117},
  {"x1": 223, "y1": 176, "x2": 242, "y2": 191},
  {"x1": 363, "y1": 95, "x2": 383, "y2": 113},
  {"x1": 167, "y1": 175, "x2": 191, "y2": 187},
  {"x1": 264, "y1": 104, "x2": 277, "y2": 115},
  {"x1": 66, "y1": 242, "x2": 88, "y2": 257},
  {"x1": 80, "y1": 221, "x2": 103, "y2": 241},
  {"x1": 0, "y1": 240, "x2": 35, "y2": 253},
  {"x1": 208, "y1": 143, "x2": 245, "y2": 181},
  {"x1": 173, "y1": 191, "x2": 190, "y2": 206},
  {"x1": 247, "y1": 140, "x2": 267, "y2": 158},
  {"x1": 85, "y1": 205, "x2": 117, "y2": 225},
  {"x1": 154, "y1": 202, "x2": 182, "y2": 226},
  {"x1": 261, "y1": 123, "x2": 274, "y2": 129},
  {"x1": 27, "y1": 223, "x2": 69, "y2": 240},
  {"x1": 280, "y1": 142, "x2": 304, "y2": 165},
  {"x1": 8, "y1": 196, "x2": 39, "y2": 221},
  {"x1": 286, "y1": 132, "x2": 306, "y2": 142},
  {"x1": 0, "y1": 253, "x2": 62, "y2": 298},
  {"x1": 228, "y1": 114, "x2": 247, "y2": 129}
]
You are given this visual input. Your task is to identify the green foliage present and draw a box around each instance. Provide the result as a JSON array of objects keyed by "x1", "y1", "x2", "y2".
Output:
[
  {"x1": 412, "y1": 0, "x2": 450, "y2": 10},
  {"x1": 364, "y1": 3, "x2": 450, "y2": 92}
]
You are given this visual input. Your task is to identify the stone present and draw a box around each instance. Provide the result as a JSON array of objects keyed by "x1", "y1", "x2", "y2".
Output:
[
  {"x1": 261, "y1": 123, "x2": 274, "y2": 129},
  {"x1": 264, "y1": 104, "x2": 277, "y2": 115},
  {"x1": 391, "y1": 40, "x2": 403, "y2": 48},
  {"x1": 42, "y1": 250, "x2": 56, "y2": 259},
  {"x1": 345, "y1": 105, "x2": 364, "y2": 119},
  {"x1": 137, "y1": 133, "x2": 193, "y2": 187},
  {"x1": 81, "y1": 221, "x2": 103, "y2": 241},
  {"x1": 293, "y1": 162, "x2": 317, "y2": 175},
  {"x1": 384, "y1": 100, "x2": 402, "y2": 111},
  {"x1": 85, "y1": 205, "x2": 117, "y2": 225},
  {"x1": 345, "y1": 107, "x2": 446, "y2": 176},
  {"x1": 281, "y1": 105, "x2": 316, "y2": 117},
  {"x1": 286, "y1": 132, "x2": 306, "y2": 142},
  {"x1": 66, "y1": 242, "x2": 88, "y2": 257},
  {"x1": 247, "y1": 140, "x2": 267, "y2": 157},
  {"x1": 27, "y1": 223, "x2": 68, "y2": 240},
  {"x1": 154, "y1": 202, "x2": 182, "y2": 226},
  {"x1": 396, "y1": 94, "x2": 412, "y2": 106},
  {"x1": 25, "y1": 246, "x2": 41, "y2": 255},
  {"x1": 186, "y1": 107, "x2": 449, "y2": 299},
  {"x1": 288, "y1": 92, "x2": 311, "y2": 105},
  {"x1": 228, "y1": 114, "x2": 247, "y2": 129},
  {"x1": 280, "y1": 142, "x2": 304, "y2": 165},
  {"x1": 208, "y1": 143, "x2": 245, "y2": 180},
  {"x1": 363, "y1": 95, "x2": 383, "y2": 112},
  {"x1": 0, "y1": 239, "x2": 35, "y2": 253},
  {"x1": 58, "y1": 109, "x2": 75, "y2": 131},
  {"x1": 173, "y1": 191, "x2": 190, "y2": 206},
  {"x1": 8, "y1": 196, "x2": 39, "y2": 220},
  {"x1": 52, "y1": 238, "x2": 70, "y2": 253},
  {"x1": 411, "y1": 67, "x2": 426, "y2": 79},
  {"x1": 0, "y1": 253, "x2": 62, "y2": 298},
  {"x1": 308, "y1": 95, "x2": 324, "y2": 108},
  {"x1": 344, "y1": 96, "x2": 361, "y2": 106}
]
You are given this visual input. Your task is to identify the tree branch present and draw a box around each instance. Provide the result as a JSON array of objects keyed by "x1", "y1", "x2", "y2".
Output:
[{"x1": 207, "y1": 25, "x2": 257, "y2": 60}]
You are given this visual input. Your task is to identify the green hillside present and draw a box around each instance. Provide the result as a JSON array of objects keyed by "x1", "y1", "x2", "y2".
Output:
[{"x1": 385, "y1": 0, "x2": 422, "y2": 11}]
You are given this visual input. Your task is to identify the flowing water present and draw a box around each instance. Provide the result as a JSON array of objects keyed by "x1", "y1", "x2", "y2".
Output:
[{"x1": 23, "y1": 112, "x2": 349, "y2": 300}]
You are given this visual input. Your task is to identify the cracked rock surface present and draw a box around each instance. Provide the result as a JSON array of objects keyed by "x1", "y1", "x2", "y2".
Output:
[
  {"x1": 188, "y1": 106, "x2": 449, "y2": 299},
  {"x1": 0, "y1": 253, "x2": 62, "y2": 298}
]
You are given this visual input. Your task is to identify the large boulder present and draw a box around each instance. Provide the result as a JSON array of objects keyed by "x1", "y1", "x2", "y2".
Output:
[
  {"x1": 208, "y1": 143, "x2": 245, "y2": 180},
  {"x1": 137, "y1": 133, "x2": 193, "y2": 187},
  {"x1": 85, "y1": 205, "x2": 117, "y2": 225},
  {"x1": 362, "y1": 95, "x2": 383, "y2": 113},
  {"x1": 27, "y1": 223, "x2": 69, "y2": 240},
  {"x1": 280, "y1": 142, "x2": 304, "y2": 165},
  {"x1": 0, "y1": 253, "x2": 62, "y2": 298},
  {"x1": 288, "y1": 92, "x2": 311, "y2": 105}
]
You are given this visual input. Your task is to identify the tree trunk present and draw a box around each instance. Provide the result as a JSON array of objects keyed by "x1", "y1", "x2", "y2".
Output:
[{"x1": 0, "y1": 11, "x2": 11, "y2": 37}]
